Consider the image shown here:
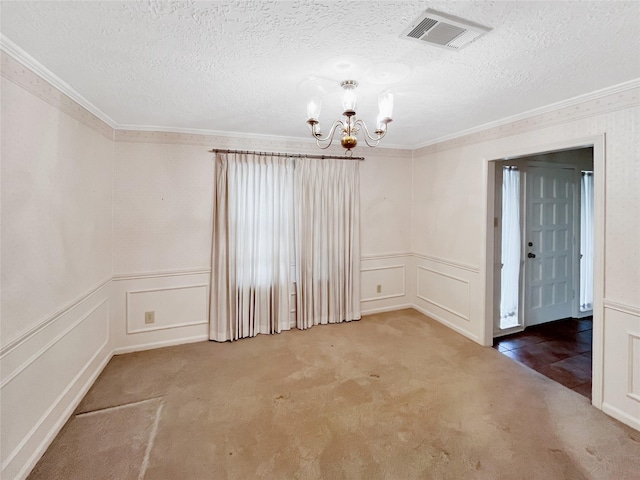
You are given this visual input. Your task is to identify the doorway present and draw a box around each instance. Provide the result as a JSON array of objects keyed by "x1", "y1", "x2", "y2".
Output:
[{"x1": 490, "y1": 147, "x2": 595, "y2": 398}]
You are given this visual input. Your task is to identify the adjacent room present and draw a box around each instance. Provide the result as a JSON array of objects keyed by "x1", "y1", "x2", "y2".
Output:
[{"x1": 1, "y1": 2, "x2": 639, "y2": 479}]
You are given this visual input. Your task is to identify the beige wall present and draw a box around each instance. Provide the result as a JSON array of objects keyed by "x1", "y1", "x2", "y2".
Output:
[
  {"x1": 1, "y1": 61, "x2": 114, "y2": 479},
  {"x1": 1, "y1": 78, "x2": 113, "y2": 342},
  {"x1": 112, "y1": 137, "x2": 412, "y2": 276},
  {"x1": 411, "y1": 87, "x2": 640, "y2": 429},
  {"x1": 109, "y1": 134, "x2": 413, "y2": 351}
]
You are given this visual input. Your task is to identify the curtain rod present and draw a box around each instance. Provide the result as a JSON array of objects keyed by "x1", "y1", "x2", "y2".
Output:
[{"x1": 209, "y1": 148, "x2": 364, "y2": 161}]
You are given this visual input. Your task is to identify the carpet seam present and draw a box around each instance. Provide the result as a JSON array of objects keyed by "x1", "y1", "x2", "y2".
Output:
[
  {"x1": 75, "y1": 396, "x2": 164, "y2": 418},
  {"x1": 138, "y1": 401, "x2": 164, "y2": 480}
]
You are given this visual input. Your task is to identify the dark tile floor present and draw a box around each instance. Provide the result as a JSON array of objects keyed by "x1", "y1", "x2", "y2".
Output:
[{"x1": 493, "y1": 317, "x2": 593, "y2": 399}]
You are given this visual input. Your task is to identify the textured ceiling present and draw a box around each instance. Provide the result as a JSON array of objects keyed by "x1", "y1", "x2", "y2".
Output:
[{"x1": 1, "y1": 1, "x2": 639, "y2": 148}]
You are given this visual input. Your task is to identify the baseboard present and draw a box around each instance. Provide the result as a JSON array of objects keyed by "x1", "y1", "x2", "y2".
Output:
[
  {"x1": 9, "y1": 345, "x2": 113, "y2": 480},
  {"x1": 601, "y1": 402, "x2": 640, "y2": 432},
  {"x1": 361, "y1": 304, "x2": 413, "y2": 316},
  {"x1": 411, "y1": 304, "x2": 480, "y2": 343},
  {"x1": 112, "y1": 334, "x2": 209, "y2": 355}
]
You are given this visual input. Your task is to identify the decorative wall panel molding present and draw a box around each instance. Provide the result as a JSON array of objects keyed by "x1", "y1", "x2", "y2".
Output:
[
  {"x1": 416, "y1": 266, "x2": 470, "y2": 321},
  {"x1": 1, "y1": 298, "x2": 110, "y2": 480},
  {"x1": 361, "y1": 265, "x2": 406, "y2": 302},
  {"x1": 0, "y1": 277, "x2": 111, "y2": 357},
  {"x1": 602, "y1": 306, "x2": 640, "y2": 431},
  {"x1": 628, "y1": 331, "x2": 640, "y2": 404},
  {"x1": 604, "y1": 299, "x2": 640, "y2": 317},
  {"x1": 126, "y1": 284, "x2": 209, "y2": 334},
  {"x1": 412, "y1": 252, "x2": 480, "y2": 273},
  {"x1": 0, "y1": 49, "x2": 114, "y2": 140},
  {"x1": 361, "y1": 252, "x2": 412, "y2": 260},
  {"x1": 113, "y1": 268, "x2": 211, "y2": 282}
]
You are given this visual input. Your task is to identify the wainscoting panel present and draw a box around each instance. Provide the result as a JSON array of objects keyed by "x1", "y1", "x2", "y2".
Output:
[
  {"x1": 630, "y1": 332, "x2": 640, "y2": 403},
  {"x1": 361, "y1": 265, "x2": 405, "y2": 302},
  {"x1": 412, "y1": 254, "x2": 481, "y2": 342},
  {"x1": 111, "y1": 270, "x2": 210, "y2": 354},
  {"x1": 602, "y1": 301, "x2": 640, "y2": 431},
  {"x1": 360, "y1": 254, "x2": 411, "y2": 315},
  {"x1": 126, "y1": 284, "x2": 208, "y2": 334},
  {"x1": 0, "y1": 284, "x2": 112, "y2": 480},
  {"x1": 416, "y1": 266, "x2": 470, "y2": 321}
]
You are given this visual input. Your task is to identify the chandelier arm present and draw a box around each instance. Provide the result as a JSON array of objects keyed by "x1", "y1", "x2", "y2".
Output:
[
  {"x1": 354, "y1": 119, "x2": 386, "y2": 147},
  {"x1": 312, "y1": 120, "x2": 345, "y2": 149}
]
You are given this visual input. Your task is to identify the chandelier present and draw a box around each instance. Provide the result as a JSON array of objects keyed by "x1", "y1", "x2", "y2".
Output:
[{"x1": 306, "y1": 80, "x2": 393, "y2": 151}]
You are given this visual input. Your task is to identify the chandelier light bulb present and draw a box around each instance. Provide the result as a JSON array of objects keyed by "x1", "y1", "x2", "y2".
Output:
[
  {"x1": 341, "y1": 82, "x2": 358, "y2": 114},
  {"x1": 307, "y1": 98, "x2": 321, "y2": 121},
  {"x1": 378, "y1": 92, "x2": 394, "y2": 121}
]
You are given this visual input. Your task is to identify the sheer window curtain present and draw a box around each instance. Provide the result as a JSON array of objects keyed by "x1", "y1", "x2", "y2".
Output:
[
  {"x1": 210, "y1": 153, "x2": 360, "y2": 341},
  {"x1": 210, "y1": 153, "x2": 295, "y2": 341},
  {"x1": 294, "y1": 158, "x2": 361, "y2": 329},
  {"x1": 500, "y1": 166, "x2": 521, "y2": 329},
  {"x1": 580, "y1": 171, "x2": 594, "y2": 312}
]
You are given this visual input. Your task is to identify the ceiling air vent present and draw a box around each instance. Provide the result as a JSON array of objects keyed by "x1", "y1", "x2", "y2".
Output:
[{"x1": 401, "y1": 9, "x2": 491, "y2": 50}]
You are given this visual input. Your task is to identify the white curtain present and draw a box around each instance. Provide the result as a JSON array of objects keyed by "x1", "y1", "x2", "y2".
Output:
[
  {"x1": 210, "y1": 153, "x2": 295, "y2": 341},
  {"x1": 500, "y1": 166, "x2": 521, "y2": 329},
  {"x1": 294, "y1": 158, "x2": 361, "y2": 329},
  {"x1": 210, "y1": 153, "x2": 361, "y2": 341},
  {"x1": 580, "y1": 171, "x2": 594, "y2": 312}
]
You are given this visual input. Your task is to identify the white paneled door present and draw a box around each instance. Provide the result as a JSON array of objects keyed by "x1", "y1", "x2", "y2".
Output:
[{"x1": 525, "y1": 165, "x2": 577, "y2": 326}]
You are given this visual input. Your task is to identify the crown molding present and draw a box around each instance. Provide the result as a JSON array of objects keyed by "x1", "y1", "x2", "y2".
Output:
[
  {"x1": 115, "y1": 124, "x2": 409, "y2": 151},
  {"x1": 3, "y1": 32, "x2": 637, "y2": 154},
  {"x1": 412, "y1": 78, "x2": 640, "y2": 150},
  {"x1": 116, "y1": 124, "x2": 323, "y2": 146},
  {"x1": 0, "y1": 34, "x2": 117, "y2": 129}
]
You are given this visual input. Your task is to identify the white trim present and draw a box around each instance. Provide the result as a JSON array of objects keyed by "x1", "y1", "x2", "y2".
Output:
[
  {"x1": 628, "y1": 331, "x2": 640, "y2": 404},
  {"x1": 113, "y1": 268, "x2": 211, "y2": 281},
  {"x1": 112, "y1": 334, "x2": 209, "y2": 356},
  {"x1": 412, "y1": 252, "x2": 480, "y2": 273},
  {"x1": 412, "y1": 304, "x2": 479, "y2": 342},
  {"x1": 601, "y1": 402, "x2": 640, "y2": 432},
  {"x1": 361, "y1": 293, "x2": 405, "y2": 303},
  {"x1": 127, "y1": 321, "x2": 209, "y2": 335},
  {"x1": 0, "y1": 34, "x2": 117, "y2": 128},
  {"x1": 3, "y1": 327, "x2": 111, "y2": 475},
  {"x1": 604, "y1": 300, "x2": 640, "y2": 317},
  {"x1": 412, "y1": 78, "x2": 640, "y2": 149},
  {"x1": 14, "y1": 346, "x2": 112, "y2": 480},
  {"x1": 126, "y1": 284, "x2": 208, "y2": 295},
  {"x1": 416, "y1": 266, "x2": 470, "y2": 321},
  {"x1": 361, "y1": 304, "x2": 413, "y2": 316},
  {"x1": 0, "y1": 277, "x2": 112, "y2": 357},
  {"x1": 1, "y1": 300, "x2": 108, "y2": 389},
  {"x1": 361, "y1": 252, "x2": 412, "y2": 260},
  {"x1": 482, "y1": 134, "x2": 606, "y2": 408}
]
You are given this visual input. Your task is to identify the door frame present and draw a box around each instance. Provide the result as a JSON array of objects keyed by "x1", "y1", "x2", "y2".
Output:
[{"x1": 483, "y1": 134, "x2": 605, "y2": 408}]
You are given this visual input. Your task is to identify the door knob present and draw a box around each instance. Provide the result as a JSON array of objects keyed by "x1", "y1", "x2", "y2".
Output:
[{"x1": 528, "y1": 252, "x2": 536, "y2": 258}]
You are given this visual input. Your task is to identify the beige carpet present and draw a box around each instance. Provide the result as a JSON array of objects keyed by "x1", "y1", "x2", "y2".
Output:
[{"x1": 29, "y1": 309, "x2": 640, "y2": 479}]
